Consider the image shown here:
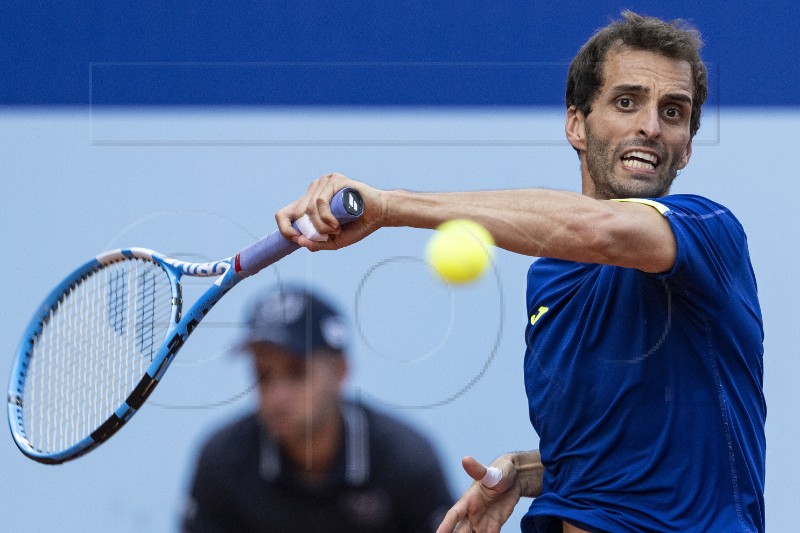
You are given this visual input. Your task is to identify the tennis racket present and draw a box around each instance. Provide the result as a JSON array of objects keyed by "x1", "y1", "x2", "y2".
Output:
[{"x1": 7, "y1": 187, "x2": 363, "y2": 464}]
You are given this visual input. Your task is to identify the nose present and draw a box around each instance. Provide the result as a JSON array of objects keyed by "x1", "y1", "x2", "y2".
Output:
[
  {"x1": 637, "y1": 105, "x2": 661, "y2": 139},
  {"x1": 261, "y1": 378, "x2": 299, "y2": 407}
]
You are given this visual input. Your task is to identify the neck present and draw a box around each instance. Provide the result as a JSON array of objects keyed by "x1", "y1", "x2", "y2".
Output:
[{"x1": 284, "y1": 412, "x2": 343, "y2": 480}]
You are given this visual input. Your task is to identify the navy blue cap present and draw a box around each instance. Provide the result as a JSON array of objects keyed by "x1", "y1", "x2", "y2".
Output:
[{"x1": 242, "y1": 285, "x2": 348, "y2": 356}]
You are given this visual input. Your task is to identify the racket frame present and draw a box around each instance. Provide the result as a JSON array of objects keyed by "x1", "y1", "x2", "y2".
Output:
[
  {"x1": 7, "y1": 248, "x2": 232, "y2": 463},
  {"x1": 8, "y1": 187, "x2": 363, "y2": 463}
]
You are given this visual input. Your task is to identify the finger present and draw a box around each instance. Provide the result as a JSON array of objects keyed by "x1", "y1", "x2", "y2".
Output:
[
  {"x1": 276, "y1": 203, "x2": 303, "y2": 241},
  {"x1": 277, "y1": 175, "x2": 344, "y2": 244},
  {"x1": 311, "y1": 194, "x2": 342, "y2": 234},
  {"x1": 453, "y1": 520, "x2": 473, "y2": 533},
  {"x1": 462, "y1": 456, "x2": 505, "y2": 489},
  {"x1": 303, "y1": 174, "x2": 343, "y2": 234},
  {"x1": 481, "y1": 467, "x2": 503, "y2": 488},
  {"x1": 435, "y1": 504, "x2": 467, "y2": 533},
  {"x1": 276, "y1": 178, "x2": 322, "y2": 240},
  {"x1": 294, "y1": 212, "x2": 331, "y2": 242},
  {"x1": 435, "y1": 516, "x2": 458, "y2": 533},
  {"x1": 462, "y1": 456, "x2": 488, "y2": 481}
]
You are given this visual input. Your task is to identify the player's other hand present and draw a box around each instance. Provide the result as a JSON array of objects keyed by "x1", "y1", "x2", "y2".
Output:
[
  {"x1": 436, "y1": 455, "x2": 522, "y2": 533},
  {"x1": 276, "y1": 173, "x2": 387, "y2": 251}
]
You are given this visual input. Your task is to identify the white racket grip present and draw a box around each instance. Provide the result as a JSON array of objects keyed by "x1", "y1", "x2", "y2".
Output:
[
  {"x1": 234, "y1": 187, "x2": 364, "y2": 278},
  {"x1": 481, "y1": 466, "x2": 503, "y2": 488}
]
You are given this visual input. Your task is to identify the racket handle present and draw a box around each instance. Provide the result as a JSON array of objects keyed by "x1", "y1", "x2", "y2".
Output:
[{"x1": 234, "y1": 187, "x2": 364, "y2": 278}]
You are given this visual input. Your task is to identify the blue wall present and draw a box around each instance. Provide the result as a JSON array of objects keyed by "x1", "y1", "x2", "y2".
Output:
[{"x1": 3, "y1": 1, "x2": 799, "y2": 106}]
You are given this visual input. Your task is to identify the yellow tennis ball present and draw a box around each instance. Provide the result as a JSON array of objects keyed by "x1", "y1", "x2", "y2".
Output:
[{"x1": 426, "y1": 219, "x2": 495, "y2": 284}]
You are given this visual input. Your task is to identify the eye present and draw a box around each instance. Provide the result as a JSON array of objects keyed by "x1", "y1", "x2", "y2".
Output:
[
  {"x1": 617, "y1": 97, "x2": 634, "y2": 109},
  {"x1": 663, "y1": 106, "x2": 683, "y2": 121},
  {"x1": 255, "y1": 364, "x2": 307, "y2": 386}
]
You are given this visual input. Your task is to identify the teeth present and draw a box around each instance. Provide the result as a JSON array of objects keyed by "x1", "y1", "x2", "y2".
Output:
[
  {"x1": 627, "y1": 151, "x2": 657, "y2": 164},
  {"x1": 621, "y1": 150, "x2": 658, "y2": 170},
  {"x1": 623, "y1": 159, "x2": 654, "y2": 170}
]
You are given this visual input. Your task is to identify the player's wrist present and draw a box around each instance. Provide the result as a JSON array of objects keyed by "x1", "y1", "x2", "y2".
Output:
[
  {"x1": 382, "y1": 188, "x2": 411, "y2": 227},
  {"x1": 509, "y1": 450, "x2": 544, "y2": 498},
  {"x1": 380, "y1": 188, "x2": 424, "y2": 228},
  {"x1": 383, "y1": 188, "x2": 451, "y2": 230}
]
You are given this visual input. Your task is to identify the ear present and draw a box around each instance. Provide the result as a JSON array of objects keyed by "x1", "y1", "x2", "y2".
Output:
[
  {"x1": 677, "y1": 139, "x2": 692, "y2": 170},
  {"x1": 566, "y1": 106, "x2": 587, "y2": 152},
  {"x1": 333, "y1": 355, "x2": 349, "y2": 385}
]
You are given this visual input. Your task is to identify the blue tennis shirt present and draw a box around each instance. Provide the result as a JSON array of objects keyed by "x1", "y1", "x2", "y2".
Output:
[{"x1": 522, "y1": 195, "x2": 765, "y2": 532}]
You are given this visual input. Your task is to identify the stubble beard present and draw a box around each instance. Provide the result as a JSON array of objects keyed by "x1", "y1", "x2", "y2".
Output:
[{"x1": 584, "y1": 124, "x2": 682, "y2": 200}]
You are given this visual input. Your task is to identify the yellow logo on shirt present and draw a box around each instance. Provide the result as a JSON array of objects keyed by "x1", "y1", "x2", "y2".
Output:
[{"x1": 530, "y1": 306, "x2": 549, "y2": 325}]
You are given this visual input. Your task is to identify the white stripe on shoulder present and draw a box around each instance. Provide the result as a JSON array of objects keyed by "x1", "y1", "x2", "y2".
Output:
[{"x1": 612, "y1": 198, "x2": 670, "y2": 215}]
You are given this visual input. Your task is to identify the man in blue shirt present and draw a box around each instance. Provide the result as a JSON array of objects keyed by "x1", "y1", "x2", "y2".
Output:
[{"x1": 276, "y1": 11, "x2": 765, "y2": 533}]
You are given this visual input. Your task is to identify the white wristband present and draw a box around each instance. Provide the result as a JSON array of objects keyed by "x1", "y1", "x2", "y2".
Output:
[
  {"x1": 481, "y1": 466, "x2": 503, "y2": 488},
  {"x1": 294, "y1": 214, "x2": 329, "y2": 242}
]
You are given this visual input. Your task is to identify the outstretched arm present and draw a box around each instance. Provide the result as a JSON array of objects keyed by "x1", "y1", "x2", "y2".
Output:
[
  {"x1": 436, "y1": 451, "x2": 544, "y2": 533},
  {"x1": 276, "y1": 173, "x2": 676, "y2": 273}
]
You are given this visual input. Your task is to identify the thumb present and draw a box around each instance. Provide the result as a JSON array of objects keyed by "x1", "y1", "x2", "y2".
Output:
[
  {"x1": 462, "y1": 456, "x2": 504, "y2": 488},
  {"x1": 462, "y1": 456, "x2": 487, "y2": 481}
]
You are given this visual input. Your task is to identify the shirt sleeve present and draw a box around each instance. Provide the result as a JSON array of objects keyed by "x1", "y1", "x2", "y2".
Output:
[{"x1": 619, "y1": 194, "x2": 750, "y2": 320}]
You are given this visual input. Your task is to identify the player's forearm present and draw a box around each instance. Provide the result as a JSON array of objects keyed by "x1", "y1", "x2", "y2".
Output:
[{"x1": 383, "y1": 188, "x2": 617, "y2": 263}]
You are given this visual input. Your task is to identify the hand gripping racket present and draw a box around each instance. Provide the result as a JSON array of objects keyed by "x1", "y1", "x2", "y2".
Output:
[{"x1": 7, "y1": 188, "x2": 363, "y2": 464}]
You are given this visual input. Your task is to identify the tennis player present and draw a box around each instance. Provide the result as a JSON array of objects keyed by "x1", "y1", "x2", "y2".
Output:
[
  {"x1": 182, "y1": 285, "x2": 453, "y2": 533},
  {"x1": 277, "y1": 11, "x2": 765, "y2": 533}
]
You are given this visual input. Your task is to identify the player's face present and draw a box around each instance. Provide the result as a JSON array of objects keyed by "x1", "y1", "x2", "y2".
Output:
[
  {"x1": 567, "y1": 47, "x2": 694, "y2": 199},
  {"x1": 251, "y1": 345, "x2": 345, "y2": 447}
]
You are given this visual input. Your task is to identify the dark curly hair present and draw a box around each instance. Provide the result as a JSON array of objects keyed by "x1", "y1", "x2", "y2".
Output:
[{"x1": 566, "y1": 10, "x2": 708, "y2": 139}]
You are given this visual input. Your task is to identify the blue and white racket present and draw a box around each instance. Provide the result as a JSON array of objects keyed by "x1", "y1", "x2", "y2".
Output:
[{"x1": 7, "y1": 188, "x2": 363, "y2": 464}]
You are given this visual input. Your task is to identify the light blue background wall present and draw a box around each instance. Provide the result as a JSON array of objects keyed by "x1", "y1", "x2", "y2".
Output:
[{"x1": 1, "y1": 106, "x2": 797, "y2": 531}]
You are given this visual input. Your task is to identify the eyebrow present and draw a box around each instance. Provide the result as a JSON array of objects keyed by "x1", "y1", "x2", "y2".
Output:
[{"x1": 612, "y1": 84, "x2": 693, "y2": 105}]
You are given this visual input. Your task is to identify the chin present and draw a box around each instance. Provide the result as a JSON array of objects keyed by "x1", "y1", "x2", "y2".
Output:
[
  {"x1": 614, "y1": 174, "x2": 674, "y2": 198},
  {"x1": 621, "y1": 184, "x2": 668, "y2": 199},
  {"x1": 264, "y1": 416, "x2": 298, "y2": 439}
]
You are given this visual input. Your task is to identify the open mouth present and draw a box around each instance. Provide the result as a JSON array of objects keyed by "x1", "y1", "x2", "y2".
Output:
[{"x1": 621, "y1": 150, "x2": 659, "y2": 171}]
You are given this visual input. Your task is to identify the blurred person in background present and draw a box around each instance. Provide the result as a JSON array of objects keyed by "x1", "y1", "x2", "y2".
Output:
[{"x1": 182, "y1": 285, "x2": 453, "y2": 533}]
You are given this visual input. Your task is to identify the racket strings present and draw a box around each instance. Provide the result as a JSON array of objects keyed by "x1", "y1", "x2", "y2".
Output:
[{"x1": 23, "y1": 258, "x2": 174, "y2": 454}]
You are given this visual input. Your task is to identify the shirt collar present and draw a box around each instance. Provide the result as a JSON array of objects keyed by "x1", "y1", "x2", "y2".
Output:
[{"x1": 258, "y1": 402, "x2": 370, "y2": 486}]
